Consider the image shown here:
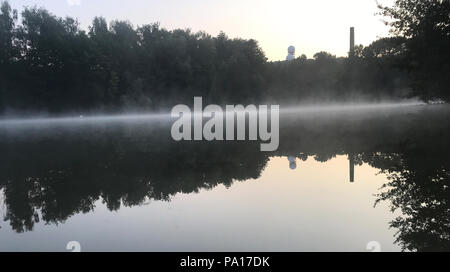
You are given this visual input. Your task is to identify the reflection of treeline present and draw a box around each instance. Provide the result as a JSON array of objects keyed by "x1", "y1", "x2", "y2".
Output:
[
  {"x1": 372, "y1": 151, "x2": 450, "y2": 252},
  {"x1": 1, "y1": 105, "x2": 450, "y2": 251},
  {"x1": 0, "y1": 0, "x2": 448, "y2": 114},
  {"x1": 280, "y1": 106, "x2": 450, "y2": 252},
  {"x1": 0, "y1": 127, "x2": 270, "y2": 232}
]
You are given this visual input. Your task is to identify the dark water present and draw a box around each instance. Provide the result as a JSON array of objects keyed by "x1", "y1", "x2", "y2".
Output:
[{"x1": 0, "y1": 104, "x2": 449, "y2": 252}]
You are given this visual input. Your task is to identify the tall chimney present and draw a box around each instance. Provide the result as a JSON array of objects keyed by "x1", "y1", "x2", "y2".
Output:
[
  {"x1": 349, "y1": 154, "x2": 355, "y2": 183},
  {"x1": 349, "y1": 27, "x2": 355, "y2": 57}
]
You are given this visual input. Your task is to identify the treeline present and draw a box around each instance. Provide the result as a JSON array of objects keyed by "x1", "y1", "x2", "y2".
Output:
[
  {"x1": 0, "y1": 0, "x2": 448, "y2": 114},
  {"x1": 268, "y1": 0, "x2": 449, "y2": 103},
  {"x1": 265, "y1": 39, "x2": 411, "y2": 103},
  {"x1": 0, "y1": 1, "x2": 266, "y2": 114}
]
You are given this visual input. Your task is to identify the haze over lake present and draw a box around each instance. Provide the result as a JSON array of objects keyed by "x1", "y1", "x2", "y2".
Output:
[{"x1": 1, "y1": 103, "x2": 448, "y2": 251}]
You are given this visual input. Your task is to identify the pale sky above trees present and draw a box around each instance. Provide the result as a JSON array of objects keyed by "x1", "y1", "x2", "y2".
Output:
[{"x1": 9, "y1": 0, "x2": 394, "y2": 61}]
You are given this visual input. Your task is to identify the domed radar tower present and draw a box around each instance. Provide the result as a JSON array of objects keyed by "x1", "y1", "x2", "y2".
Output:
[
  {"x1": 286, "y1": 46, "x2": 295, "y2": 61},
  {"x1": 288, "y1": 156, "x2": 297, "y2": 170}
]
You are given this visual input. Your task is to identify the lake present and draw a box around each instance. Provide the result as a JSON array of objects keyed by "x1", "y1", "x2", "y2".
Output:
[{"x1": 1, "y1": 103, "x2": 449, "y2": 252}]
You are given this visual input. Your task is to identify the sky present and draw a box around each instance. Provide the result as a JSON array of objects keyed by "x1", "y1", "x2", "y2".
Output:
[{"x1": 9, "y1": 0, "x2": 395, "y2": 61}]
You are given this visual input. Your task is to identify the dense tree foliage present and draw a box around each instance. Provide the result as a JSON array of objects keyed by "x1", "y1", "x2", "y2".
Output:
[
  {"x1": 0, "y1": 2, "x2": 266, "y2": 114},
  {"x1": 0, "y1": 0, "x2": 448, "y2": 114},
  {"x1": 378, "y1": 0, "x2": 450, "y2": 100}
]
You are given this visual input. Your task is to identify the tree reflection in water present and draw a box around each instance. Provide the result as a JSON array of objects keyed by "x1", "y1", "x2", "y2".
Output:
[{"x1": 1, "y1": 105, "x2": 449, "y2": 251}]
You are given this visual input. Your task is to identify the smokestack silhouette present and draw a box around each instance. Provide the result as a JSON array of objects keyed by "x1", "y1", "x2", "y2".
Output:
[
  {"x1": 349, "y1": 27, "x2": 355, "y2": 57},
  {"x1": 349, "y1": 154, "x2": 355, "y2": 183}
]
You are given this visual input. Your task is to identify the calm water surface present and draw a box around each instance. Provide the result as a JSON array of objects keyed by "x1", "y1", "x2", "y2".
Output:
[{"x1": 1, "y1": 104, "x2": 449, "y2": 251}]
